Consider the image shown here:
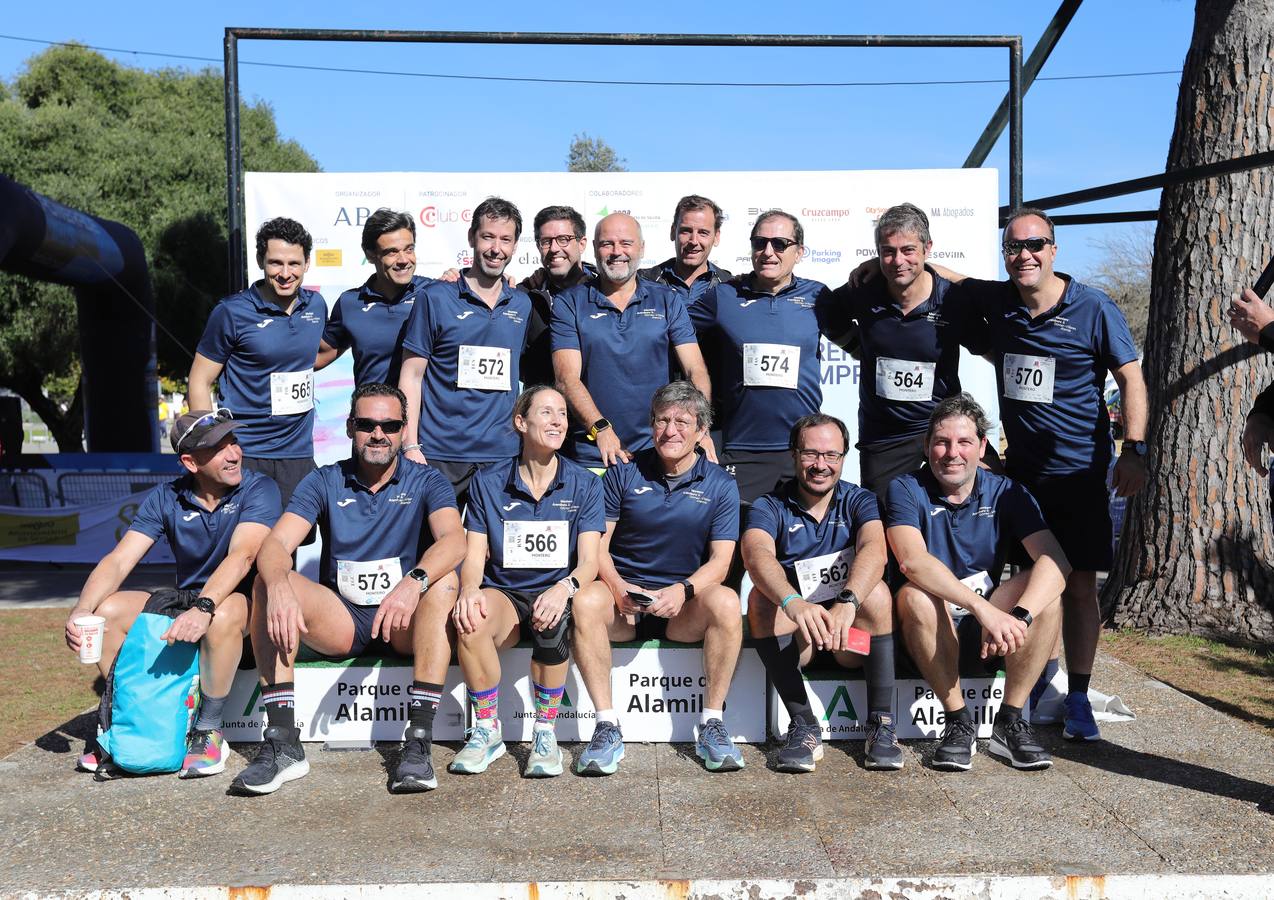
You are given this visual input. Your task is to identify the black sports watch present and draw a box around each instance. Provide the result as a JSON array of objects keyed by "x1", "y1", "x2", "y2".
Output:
[
  {"x1": 836, "y1": 589, "x2": 861, "y2": 610},
  {"x1": 1010, "y1": 606, "x2": 1033, "y2": 627},
  {"x1": 1121, "y1": 440, "x2": 1148, "y2": 457},
  {"x1": 407, "y1": 568, "x2": 429, "y2": 592},
  {"x1": 680, "y1": 580, "x2": 695, "y2": 601},
  {"x1": 193, "y1": 596, "x2": 216, "y2": 617}
]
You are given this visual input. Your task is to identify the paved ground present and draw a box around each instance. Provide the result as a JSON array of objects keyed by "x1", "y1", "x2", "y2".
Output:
[{"x1": 2, "y1": 648, "x2": 1272, "y2": 897}]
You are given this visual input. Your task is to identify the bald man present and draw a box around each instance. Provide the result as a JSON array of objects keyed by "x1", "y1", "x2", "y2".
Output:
[{"x1": 551, "y1": 213, "x2": 715, "y2": 469}]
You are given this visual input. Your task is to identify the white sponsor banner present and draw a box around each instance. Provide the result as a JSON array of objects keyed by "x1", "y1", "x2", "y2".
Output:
[
  {"x1": 896, "y1": 675, "x2": 1012, "y2": 740},
  {"x1": 246, "y1": 169, "x2": 1003, "y2": 479},
  {"x1": 0, "y1": 492, "x2": 175, "y2": 564},
  {"x1": 771, "y1": 671, "x2": 872, "y2": 741}
]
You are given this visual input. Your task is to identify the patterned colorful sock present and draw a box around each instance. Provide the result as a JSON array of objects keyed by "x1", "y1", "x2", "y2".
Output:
[
  {"x1": 262, "y1": 682, "x2": 295, "y2": 731},
  {"x1": 194, "y1": 693, "x2": 228, "y2": 732},
  {"x1": 469, "y1": 685, "x2": 499, "y2": 721},
  {"x1": 408, "y1": 680, "x2": 444, "y2": 734},
  {"x1": 533, "y1": 682, "x2": 565, "y2": 726}
]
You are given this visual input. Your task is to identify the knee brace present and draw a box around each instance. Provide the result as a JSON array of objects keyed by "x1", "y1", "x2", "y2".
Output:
[{"x1": 530, "y1": 602, "x2": 572, "y2": 665}]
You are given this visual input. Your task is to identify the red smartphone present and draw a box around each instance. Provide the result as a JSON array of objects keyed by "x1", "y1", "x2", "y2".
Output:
[{"x1": 843, "y1": 626, "x2": 871, "y2": 655}]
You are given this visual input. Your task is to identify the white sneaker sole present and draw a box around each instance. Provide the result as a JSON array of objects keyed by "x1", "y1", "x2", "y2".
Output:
[
  {"x1": 234, "y1": 757, "x2": 310, "y2": 795},
  {"x1": 932, "y1": 741, "x2": 977, "y2": 772},
  {"x1": 178, "y1": 755, "x2": 228, "y2": 778},
  {"x1": 776, "y1": 743, "x2": 824, "y2": 773},
  {"x1": 524, "y1": 755, "x2": 563, "y2": 778},
  {"x1": 449, "y1": 741, "x2": 506, "y2": 775},
  {"x1": 987, "y1": 737, "x2": 1053, "y2": 769}
]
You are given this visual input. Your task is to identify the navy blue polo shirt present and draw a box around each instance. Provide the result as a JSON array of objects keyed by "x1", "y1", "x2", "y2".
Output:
[
  {"x1": 692, "y1": 275, "x2": 832, "y2": 452},
  {"x1": 551, "y1": 279, "x2": 698, "y2": 464},
  {"x1": 286, "y1": 456, "x2": 458, "y2": 600},
  {"x1": 957, "y1": 275, "x2": 1138, "y2": 478},
  {"x1": 466, "y1": 455, "x2": 606, "y2": 594},
  {"x1": 822, "y1": 269, "x2": 988, "y2": 446},
  {"x1": 649, "y1": 259, "x2": 730, "y2": 307},
  {"x1": 885, "y1": 467, "x2": 1048, "y2": 589},
  {"x1": 128, "y1": 469, "x2": 282, "y2": 592},
  {"x1": 195, "y1": 284, "x2": 328, "y2": 458},
  {"x1": 746, "y1": 479, "x2": 880, "y2": 595},
  {"x1": 324, "y1": 275, "x2": 433, "y2": 386},
  {"x1": 401, "y1": 276, "x2": 532, "y2": 463},
  {"x1": 603, "y1": 449, "x2": 740, "y2": 586}
]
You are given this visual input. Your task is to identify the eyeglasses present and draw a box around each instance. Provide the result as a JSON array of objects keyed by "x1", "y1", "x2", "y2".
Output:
[
  {"x1": 536, "y1": 234, "x2": 579, "y2": 250},
  {"x1": 176, "y1": 408, "x2": 232, "y2": 453},
  {"x1": 751, "y1": 236, "x2": 799, "y2": 254},
  {"x1": 351, "y1": 418, "x2": 405, "y2": 434},
  {"x1": 796, "y1": 449, "x2": 845, "y2": 463},
  {"x1": 1001, "y1": 237, "x2": 1055, "y2": 256}
]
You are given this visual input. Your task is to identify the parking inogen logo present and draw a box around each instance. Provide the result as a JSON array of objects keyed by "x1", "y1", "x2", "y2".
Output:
[{"x1": 823, "y1": 685, "x2": 859, "y2": 722}]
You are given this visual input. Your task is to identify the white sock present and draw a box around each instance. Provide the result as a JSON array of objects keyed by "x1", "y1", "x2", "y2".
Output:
[
  {"x1": 701, "y1": 708, "x2": 724, "y2": 725},
  {"x1": 596, "y1": 709, "x2": 617, "y2": 725}
]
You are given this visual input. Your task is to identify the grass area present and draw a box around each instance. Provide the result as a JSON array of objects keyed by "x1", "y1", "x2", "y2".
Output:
[
  {"x1": 1101, "y1": 629, "x2": 1274, "y2": 736},
  {"x1": 0, "y1": 608, "x2": 101, "y2": 758}
]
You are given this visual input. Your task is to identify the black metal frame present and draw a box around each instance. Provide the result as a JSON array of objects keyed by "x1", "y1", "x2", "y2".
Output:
[{"x1": 222, "y1": 28, "x2": 1025, "y2": 291}]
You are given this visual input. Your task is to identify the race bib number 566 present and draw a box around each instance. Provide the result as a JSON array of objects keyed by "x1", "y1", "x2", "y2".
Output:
[{"x1": 503, "y1": 520, "x2": 569, "y2": 569}]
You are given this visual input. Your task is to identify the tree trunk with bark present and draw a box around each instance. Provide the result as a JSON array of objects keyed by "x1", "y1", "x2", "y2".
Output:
[{"x1": 1104, "y1": 0, "x2": 1274, "y2": 641}]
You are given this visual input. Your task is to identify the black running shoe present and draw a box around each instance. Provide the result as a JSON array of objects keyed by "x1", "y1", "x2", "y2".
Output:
[
  {"x1": 390, "y1": 726, "x2": 437, "y2": 793},
  {"x1": 864, "y1": 712, "x2": 904, "y2": 770},
  {"x1": 932, "y1": 716, "x2": 977, "y2": 771},
  {"x1": 775, "y1": 720, "x2": 823, "y2": 773},
  {"x1": 988, "y1": 716, "x2": 1052, "y2": 770},
  {"x1": 230, "y1": 725, "x2": 309, "y2": 795}
]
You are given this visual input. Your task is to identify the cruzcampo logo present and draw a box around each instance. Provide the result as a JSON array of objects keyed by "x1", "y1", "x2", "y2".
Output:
[{"x1": 823, "y1": 685, "x2": 859, "y2": 722}]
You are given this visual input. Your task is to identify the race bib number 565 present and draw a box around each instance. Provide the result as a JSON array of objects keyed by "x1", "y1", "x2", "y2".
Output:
[{"x1": 270, "y1": 369, "x2": 314, "y2": 415}]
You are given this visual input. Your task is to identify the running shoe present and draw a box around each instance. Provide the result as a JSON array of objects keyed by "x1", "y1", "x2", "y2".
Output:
[
  {"x1": 1062, "y1": 691, "x2": 1101, "y2": 741},
  {"x1": 695, "y1": 718, "x2": 744, "y2": 772},
  {"x1": 774, "y1": 720, "x2": 823, "y2": 773},
  {"x1": 576, "y1": 721, "x2": 625, "y2": 776},
  {"x1": 864, "y1": 712, "x2": 904, "y2": 770},
  {"x1": 988, "y1": 715, "x2": 1053, "y2": 769},
  {"x1": 1028, "y1": 669, "x2": 1062, "y2": 724},
  {"x1": 449, "y1": 720, "x2": 505, "y2": 774},
  {"x1": 76, "y1": 742, "x2": 100, "y2": 774},
  {"x1": 932, "y1": 715, "x2": 977, "y2": 771},
  {"x1": 230, "y1": 725, "x2": 309, "y2": 795},
  {"x1": 524, "y1": 725, "x2": 563, "y2": 778},
  {"x1": 390, "y1": 726, "x2": 437, "y2": 793},
  {"x1": 179, "y1": 727, "x2": 228, "y2": 778}
]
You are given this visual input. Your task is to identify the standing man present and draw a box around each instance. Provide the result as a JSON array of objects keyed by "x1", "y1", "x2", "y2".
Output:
[
  {"x1": 822, "y1": 203, "x2": 990, "y2": 496},
  {"x1": 552, "y1": 213, "x2": 713, "y2": 469},
  {"x1": 954, "y1": 208, "x2": 1147, "y2": 741},
  {"x1": 189, "y1": 218, "x2": 327, "y2": 506},
  {"x1": 397, "y1": 197, "x2": 532, "y2": 503},
  {"x1": 692, "y1": 210, "x2": 833, "y2": 502},
  {"x1": 742, "y1": 414, "x2": 900, "y2": 772},
  {"x1": 317, "y1": 208, "x2": 433, "y2": 387},
  {"x1": 520, "y1": 205, "x2": 596, "y2": 388},
  {"x1": 638, "y1": 195, "x2": 732, "y2": 305},
  {"x1": 888, "y1": 394, "x2": 1067, "y2": 771},
  {"x1": 1228, "y1": 285, "x2": 1274, "y2": 487},
  {"x1": 233, "y1": 384, "x2": 466, "y2": 796}
]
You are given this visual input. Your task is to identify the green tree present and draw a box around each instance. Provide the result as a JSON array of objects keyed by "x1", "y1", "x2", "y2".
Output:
[
  {"x1": 567, "y1": 132, "x2": 627, "y2": 172},
  {"x1": 0, "y1": 44, "x2": 319, "y2": 451}
]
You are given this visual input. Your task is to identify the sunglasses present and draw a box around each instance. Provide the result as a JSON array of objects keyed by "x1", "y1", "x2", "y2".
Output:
[
  {"x1": 176, "y1": 407, "x2": 233, "y2": 453},
  {"x1": 1001, "y1": 237, "x2": 1055, "y2": 256},
  {"x1": 351, "y1": 418, "x2": 405, "y2": 434},
  {"x1": 750, "y1": 236, "x2": 800, "y2": 253}
]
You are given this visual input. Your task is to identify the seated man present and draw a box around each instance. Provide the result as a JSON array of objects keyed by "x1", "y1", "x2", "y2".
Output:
[
  {"x1": 888, "y1": 393, "x2": 1068, "y2": 771},
  {"x1": 573, "y1": 381, "x2": 743, "y2": 775},
  {"x1": 64, "y1": 410, "x2": 281, "y2": 777},
  {"x1": 233, "y1": 383, "x2": 466, "y2": 796},
  {"x1": 743, "y1": 413, "x2": 900, "y2": 773}
]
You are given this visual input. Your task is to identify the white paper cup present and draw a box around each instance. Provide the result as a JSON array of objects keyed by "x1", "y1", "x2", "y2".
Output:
[{"x1": 75, "y1": 615, "x2": 106, "y2": 664}]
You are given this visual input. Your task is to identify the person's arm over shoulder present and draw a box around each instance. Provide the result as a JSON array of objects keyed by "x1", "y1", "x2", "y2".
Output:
[
  {"x1": 689, "y1": 282, "x2": 719, "y2": 332},
  {"x1": 578, "y1": 467, "x2": 607, "y2": 534}
]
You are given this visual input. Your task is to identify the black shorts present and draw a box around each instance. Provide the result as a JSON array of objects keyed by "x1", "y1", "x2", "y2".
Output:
[
  {"x1": 634, "y1": 611, "x2": 674, "y2": 641},
  {"x1": 342, "y1": 598, "x2": 381, "y2": 657},
  {"x1": 428, "y1": 458, "x2": 490, "y2": 510},
  {"x1": 242, "y1": 456, "x2": 316, "y2": 508},
  {"x1": 858, "y1": 433, "x2": 926, "y2": 500},
  {"x1": 721, "y1": 448, "x2": 794, "y2": 504},
  {"x1": 494, "y1": 587, "x2": 574, "y2": 645},
  {"x1": 956, "y1": 612, "x2": 1005, "y2": 676},
  {"x1": 1010, "y1": 469, "x2": 1112, "y2": 571}
]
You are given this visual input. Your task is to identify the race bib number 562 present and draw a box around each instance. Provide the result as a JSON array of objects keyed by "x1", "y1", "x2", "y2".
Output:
[{"x1": 795, "y1": 549, "x2": 855, "y2": 605}]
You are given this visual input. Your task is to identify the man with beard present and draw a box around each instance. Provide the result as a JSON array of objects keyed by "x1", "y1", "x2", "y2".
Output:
[
  {"x1": 888, "y1": 394, "x2": 1067, "y2": 771},
  {"x1": 552, "y1": 213, "x2": 713, "y2": 469},
  {"x1": 742, "y1": 413, "x2": 900, "y2": 772},
  {"x1": 232, "y1": 384, "x2": 466, "y2": 795},
  {"x1": 520, "y1": 205, "x2": 596, "y2": 388},
  {"x1": 398, "y1": 197, "x2": 533, "y2": 503},
  {"x1": 317, "y1": 208, "x2": 434, "y2": 387}
]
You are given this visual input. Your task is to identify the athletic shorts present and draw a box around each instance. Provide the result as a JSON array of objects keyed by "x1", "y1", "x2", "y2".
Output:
[
  {"x1": 1009, "y1": 469, "x2": 1112, "y2": 571},
  {"x1": 341, "y1": 597, "x2": 381, "y2": 657},
  {"x1": 489, "y1": 586, "x2": 574, "y2": 645},
  {"x1": 242, "y1": 456, "x2": 316, "y2": 509},
  {"x1": 428, "y1": 458, "x2": 489, "y2": 510},
  {"x1": 956, "y1": 610, "x2": 1005, "y2": 675},
  {"x1": 721, "y1": 448, "x2": 794, "y2": 505},
  {"x1": 859, "y1": 433, "x2": 926, "y2": 499}
]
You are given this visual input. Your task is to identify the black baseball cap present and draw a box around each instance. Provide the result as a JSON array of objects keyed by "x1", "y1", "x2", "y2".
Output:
[{"x1": 171, "y1": 408, "x2": 241, "y2": 454}]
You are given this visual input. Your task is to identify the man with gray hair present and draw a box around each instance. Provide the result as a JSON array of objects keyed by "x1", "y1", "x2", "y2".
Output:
[
  {"x1": 887, "y1": 393, "x2": 1068, "y2": 771},
  {"x1": 552, "y1": 213, "x2": 714, "y2": 469},
  {"x1": 822, "y1": 202, "x2": 990, "y2": 497},
  {"x1": 571, "y1": 381, "x2": 743, "y2": 774}
]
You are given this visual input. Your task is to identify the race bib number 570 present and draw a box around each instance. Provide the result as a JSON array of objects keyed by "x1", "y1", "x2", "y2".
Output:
[{"x1": 1003, "y1": 354, "x2": 1055, "y2": 403}]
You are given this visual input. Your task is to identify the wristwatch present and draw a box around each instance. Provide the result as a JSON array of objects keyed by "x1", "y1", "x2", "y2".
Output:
[
  {"x1": 1121, "y1": 440, "x2": 1148, "y2": 457},
  {"x1": 561, "y1": 575, "x2": 580, "y2": 597},
  {"x1": 680, "y1": 580, "x2": 696, "y2": 601},
  {"x1": 587, "y1": 418, "x2": 612, "y2": 441},
  {"x1": 1010, "y1": 606, "x2": 1033, "y2": 627},
  {"x1": 193, "y1": 596, "x2": 216, "y2": 617},
  {"x1": 836, "y1": 589, "x2": 861, "y2": 610},
  {"x1": 407, "y1": 568, "x2": 430, "y2": 592}
]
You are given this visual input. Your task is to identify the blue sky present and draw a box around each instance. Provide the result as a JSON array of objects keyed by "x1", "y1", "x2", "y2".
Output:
[{"x1": 0, "y1": 1, "x2": 1195, "y2": 281}]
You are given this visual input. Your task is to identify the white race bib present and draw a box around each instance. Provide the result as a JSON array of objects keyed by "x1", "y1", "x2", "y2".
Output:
[
  {"x1": 795, "y1": 548, "x2": 855, "y2": 605},
  {"x1": 270, "y1": 369, "x2": 314, "y2": 415},
  {"x1": 742, "y1": 343, "x2": 800, "y2": 389},
  {"x1": 1003, "y1": 353, "x2": 1055, "y2": 403},
  {"x1": 948, "y1": 570, "x2": 994, "y2": 620},
  {"x1": 503, "y1": 520, "x2": 569, "y2": 569},
  {"x1": 875, "y1": 357, "x2": 936, "y2": 401},
  {"x1": 457, "y1": 345, "x2": 511, "y2": 391},
  {"x1": 336, "y1": 557, "x2": 403, "y2": 606}
]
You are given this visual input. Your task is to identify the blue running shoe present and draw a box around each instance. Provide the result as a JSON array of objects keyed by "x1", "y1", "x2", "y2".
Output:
[
  {"x1": 695, "y1": 718, "x2": 744, "y2": 772},
  {"x1": 576, "y1": 721, "x2": 624, "y2": 776},
  {"x1": 1062, "y1": 691, "x2": 1101, "y2": 741},
  {"x1": 449, "y1": 721, "x2": 506, "y2": 774},
  {"x1": 1028, "y1": 669, "x2": 1062, "y2": 724}
]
